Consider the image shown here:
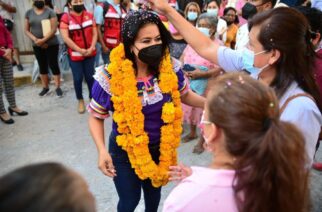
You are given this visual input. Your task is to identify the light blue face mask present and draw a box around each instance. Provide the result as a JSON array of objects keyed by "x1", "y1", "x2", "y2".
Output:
[
  {"x1": 187, "y1": 11, "x2": 198, "y2": 21},
  {"x1": 197, "y1": 27, "x2": 210, "y2": 36},
  {"x1": 241, "y1": 48, "x2": 269, "y2": 79},
  {"x1": 207, "y1": 8, "x2": 218, "y2": 17}
]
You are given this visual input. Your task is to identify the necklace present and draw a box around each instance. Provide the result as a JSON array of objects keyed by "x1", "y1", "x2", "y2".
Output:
[{"x1": 108, "y1": 44, "x2": 183, "y2": 187}]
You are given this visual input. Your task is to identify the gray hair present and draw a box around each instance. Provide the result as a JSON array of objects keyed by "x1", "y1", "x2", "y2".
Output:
[{"x1": 197, "y1": 13, "x2": 218, "y2": 29}]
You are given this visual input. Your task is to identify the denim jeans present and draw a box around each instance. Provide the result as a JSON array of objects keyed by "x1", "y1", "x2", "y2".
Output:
[
  {"x1": 109, "y1": 132, "x2": 162, "y2": 212},
  {"x1": 68, "y1": 56, "x2": 95, "y2": 100},
  {"x1": 102, "y1": 50, "x2": 110, "y2": 64},
  {"x1": 94, "y1": 43, "x2": 102, "y2": 67}
]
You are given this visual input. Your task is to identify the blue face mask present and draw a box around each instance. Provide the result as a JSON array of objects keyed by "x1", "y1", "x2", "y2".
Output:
[
  {"x1": 187, "y1": 11, "x2": 198, "y2": 21},
  {"x1": 197, "y1": 27, "x2": 210, "y2": 37},
  {"x1": 207, "y1": 8, "x2": 218, "y2": 17},
  {"x1": 241, "y1": 48, "x2": 269, "y2": 79}
]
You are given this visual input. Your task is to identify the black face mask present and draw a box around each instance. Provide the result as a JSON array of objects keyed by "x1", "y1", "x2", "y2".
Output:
[
  {"x1": 242, "y1": 3, "x2": 257, "y2": 20},
  {"x1": 135, "y1": 44, "x2": 163, "y2": 66},
  {"x1": 34, "y1": 1, "x2": 45, "y2": 9},
  {"x1": 73, "y1": 4, "x2": 85, "y2": 13}
]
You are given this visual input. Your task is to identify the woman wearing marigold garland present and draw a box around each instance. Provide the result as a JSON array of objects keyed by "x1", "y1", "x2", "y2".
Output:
[{"x1": 88, "y1": 10, "x2": 204, "y2": 212}]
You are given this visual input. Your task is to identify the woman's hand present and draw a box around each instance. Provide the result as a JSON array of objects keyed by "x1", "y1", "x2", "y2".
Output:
[
  {"x1": 85, "y1": 46, "x2": 96, "y2": 56},
  {"x1": 168, "y1": 163, "x2": 192, "y2": 181},
  {"x1": 2, "y1": 48, "x2": 12, "y2": 62},
  {"x1": 35, "y1": 38, "x2": 46, "y2": 47},
  {"x1": 187, "y1": 68, "x2": 203, "y2": 80},
  {"x1": 148, "y1": 0, "x2": 171, "y2": 15},
  {"x1": 102, "y1": 44, "x2": 109, "y2": 54},
  {"x1": 98, "y1": 150, "x2": 116, "y2": 178},
  {"x1": 79, "y1": 48, "x2": 87, "y2": 56}
]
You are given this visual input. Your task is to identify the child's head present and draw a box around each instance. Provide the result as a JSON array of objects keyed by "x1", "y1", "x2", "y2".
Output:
[
  {"x1": 0, "y1": 163, "x2": 95, "y2": 212},
  {"x1": 202, "y1": 73, "x2": 308, "y2": 212}
]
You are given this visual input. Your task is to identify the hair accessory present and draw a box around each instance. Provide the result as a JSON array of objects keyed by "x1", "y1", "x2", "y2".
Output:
[
  {"x1": 122, "y1": 9, "x2": 161, "y2": 42},
  {"x1": 269, "y1": 102, "x2": 274, "y2": 108},
  {"x1": 238, "y1": 75, "x2": 245, "y2": 84},
  {"x1": 225, "y1": 80, "x2": 232, "y2": 88}
]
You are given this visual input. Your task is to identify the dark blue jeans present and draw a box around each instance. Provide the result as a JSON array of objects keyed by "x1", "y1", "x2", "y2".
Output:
[
  {"x1": 68, "y1": 56, "x2": 95, "y2": 100},
  {"x1": 109, "y1": 132, "x2": 162, "y2": 212}
]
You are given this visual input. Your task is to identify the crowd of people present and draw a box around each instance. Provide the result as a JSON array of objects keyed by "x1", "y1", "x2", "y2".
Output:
[{"x1": 1, "y1": 0, "x2": 322, "y2": 212}]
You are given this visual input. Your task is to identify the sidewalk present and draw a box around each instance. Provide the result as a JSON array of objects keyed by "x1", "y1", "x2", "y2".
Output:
[
  {"x1": 13, "y1": 63, "x2": 33, "y2": 87},
  {"x1": 12, "y1": 62, "x2": 73, "y2": 87}
]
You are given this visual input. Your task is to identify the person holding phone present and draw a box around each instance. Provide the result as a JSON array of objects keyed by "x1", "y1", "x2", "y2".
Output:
[{"x1": 181, "y1": 13, "x2": 222, "y2": 154}]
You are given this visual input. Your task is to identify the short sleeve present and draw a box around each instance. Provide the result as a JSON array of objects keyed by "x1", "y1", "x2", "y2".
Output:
[
  {"x1": 217, "y1": 46, "x2": 243, "y2": 72},
  {"x1": 88, "y1": 81, "x2": 112, "y2": 119},
  {"x1": 281, "y1": 97, "x2": 322, "y2": 165},
  {"x1": 59, "y1": 13, "x2": 69, "y2": 29},
  {"x1": 172, "y1": 57, "x2": 189, "y2": 95},
  {"x1": 94, "y1": 5, "x2": 104, "y2": 25},
  {"x1": 48, "y1": 9, "x2": 57, "y2": 19},
  {"x1": 25, "y1": 9, "x2": 31, "y2": 19},
  {"x1": 87, "y1": 66, "x2": 113, "y2": 119}
]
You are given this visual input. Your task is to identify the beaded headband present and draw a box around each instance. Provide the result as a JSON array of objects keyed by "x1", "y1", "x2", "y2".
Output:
[{"x1": 122, "y1": 9, "x2": 161, "y2": 42}]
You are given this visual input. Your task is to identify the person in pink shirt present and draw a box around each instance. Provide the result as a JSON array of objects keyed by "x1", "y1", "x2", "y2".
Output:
[{"x1": 163, "y1": 73, "x2": 309, "y2": 212}]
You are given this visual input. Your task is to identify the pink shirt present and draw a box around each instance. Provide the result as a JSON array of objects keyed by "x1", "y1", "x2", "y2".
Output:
[{"x1": 163, "y1": 166, "x2": 238, "y2": 212}]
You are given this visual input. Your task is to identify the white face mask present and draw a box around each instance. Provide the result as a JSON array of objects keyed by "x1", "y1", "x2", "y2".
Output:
[
  {"x1": 207, "y1": 8, "x2": 218, "y2": 17},
  {"x1": 197, "y1": 27, "x2": 210, "y2": 37},
  {"x1": 240, "y1": 48, "x2": 269, "y2": 79}
]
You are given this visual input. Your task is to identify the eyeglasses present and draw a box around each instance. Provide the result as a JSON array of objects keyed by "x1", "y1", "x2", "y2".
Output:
[{"x1": 199, "y1": 111, "x2": 213, "y2": 135}]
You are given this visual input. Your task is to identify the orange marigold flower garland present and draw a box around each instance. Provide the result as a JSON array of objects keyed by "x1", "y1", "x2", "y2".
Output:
[{"x1": 108, "y1": 44, "x2": 183, "y2": 187}]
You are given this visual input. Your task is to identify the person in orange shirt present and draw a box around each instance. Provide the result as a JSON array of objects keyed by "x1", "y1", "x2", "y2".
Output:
[{"x1": 223, "y1": 7, "x2": 239, "y2": 49}]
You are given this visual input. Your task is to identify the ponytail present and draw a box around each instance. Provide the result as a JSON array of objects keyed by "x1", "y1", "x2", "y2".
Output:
[
  {"x1": 207, "y1": 73, "x2": 310, "y2": 212},
  {"x1": 234, "y1": 121, "x2": 309, "y2": 212}
]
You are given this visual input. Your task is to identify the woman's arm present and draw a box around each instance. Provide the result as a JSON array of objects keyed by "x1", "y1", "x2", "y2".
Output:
[
  {"x1": 86, "y1": 24, "x2": 98, "y2": 56},
  {"x1": 181, "y1": 90, "x2": 205, "y2": 108},
  {"x1": 149, "y1": 0, "x2": 220, "y2": 65},
  {"x1": 24, "y1": 19, "x2": 38, "y2": 43},
  {"x1": 89, "y1": 115, "x2": 106, "y2": 153},
  {"x1": 88, "y1": 115, "x2": 116, "y2": 177},
  {"x1": 188, "y1": 67, "x2": 224, "y2": 79}
]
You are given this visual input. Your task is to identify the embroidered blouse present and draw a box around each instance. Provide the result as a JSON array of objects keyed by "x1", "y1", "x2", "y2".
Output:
[{"x1": 88, "y1": 59, "x2": 189, "y2": 144}]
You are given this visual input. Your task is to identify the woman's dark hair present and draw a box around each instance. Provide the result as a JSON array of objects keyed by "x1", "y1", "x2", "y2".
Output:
[
  {"x1": 45, "y1": 0, "x2": 54, "y2": 9},
  {"x1": 121, "y1": 10, "x2": 172, "y2": 76},
  {"x1": 0, "y1": 163, "x2": 95, "y2": 212},
  {"x1": 223, "y1": 7, "x2": 239, "y2": 24},
  {"x1": 249, "y1": 7, "x2": 322, "y2": 111},
  {"x1": 207, "y1": 73, "x2": 309, "y2": 212},
  {"x1": 295, "y1": 6, "x2": 322, "y2": 42},
  {"x1": 205, "y1": 0, "x2": 221, "y2": 8}
]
